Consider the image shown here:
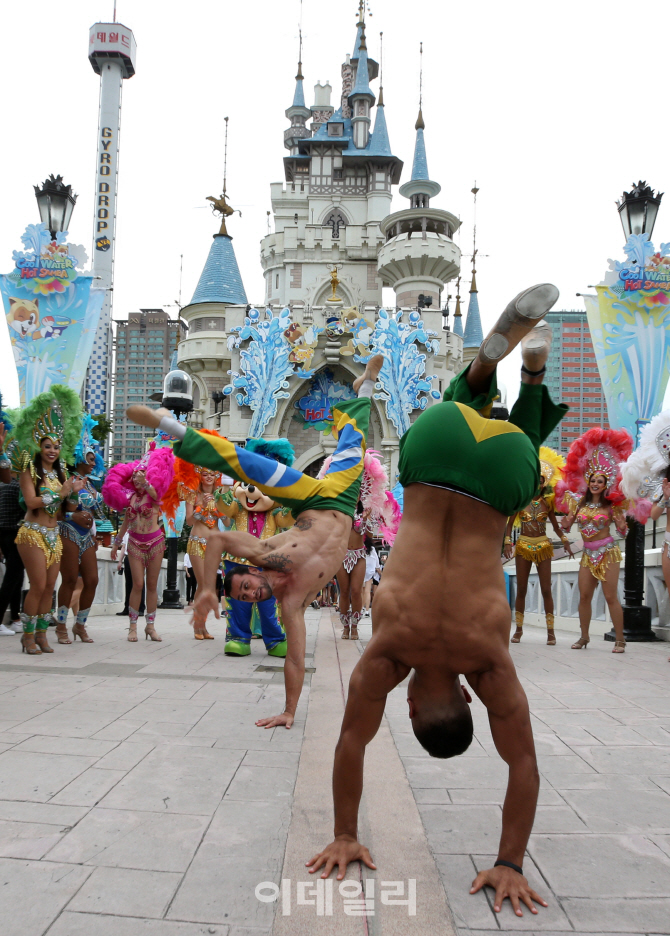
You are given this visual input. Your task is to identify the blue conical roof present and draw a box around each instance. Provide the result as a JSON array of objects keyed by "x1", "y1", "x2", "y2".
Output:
[
  {"x1": 190, "y1": 235, "x2": 248, "y2": 305},
  {"x1": 369, "y1": 98, "x2": 392, "y2": 156},
  {"x1": 463, "y1": 279, "x2": 483, "y2": 348},
  {"x1": 411, "y1": 127, "x2": 429, "y2": 181},
  {"x1": 292, "y1": 74, "x2": 305, "y2": 108},
  {"x1": 350, "y1": 46, "x2": 375, "y2": 100},
  {"x1": 452, "y1": 311, "x2": 464, "y2": 337}
]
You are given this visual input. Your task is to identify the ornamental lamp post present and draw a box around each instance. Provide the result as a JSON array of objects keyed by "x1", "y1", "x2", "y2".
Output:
[
  {"x1": 608, "y1": 182, "x2": 661, "y2": 643},
  {"x1": 34, "y1": 174, "x2": 77, "y2": 239},
  {"x1": 616, "y1": 181, "x2": 662, "y2": 240}
]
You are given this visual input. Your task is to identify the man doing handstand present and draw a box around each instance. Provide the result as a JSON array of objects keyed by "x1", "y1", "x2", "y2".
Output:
[
  {"x1": 307, "y1": 284, "x2": 568, "y2": 916},
  {"x1": 126, "y1": 355, "x2": 383, "y2": 729}
]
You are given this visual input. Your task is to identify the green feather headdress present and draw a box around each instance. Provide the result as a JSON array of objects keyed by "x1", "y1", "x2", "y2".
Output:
[{"x1": 14, "y1": 385, "x2": 83, "y2": 464}]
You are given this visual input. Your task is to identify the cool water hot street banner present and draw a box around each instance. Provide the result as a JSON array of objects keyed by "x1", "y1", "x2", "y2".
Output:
[
  {"x1": 584, "y1": 232, "x2": 670, "y2": 443},
  {"x1": 0, "y1": 223, "x2": 105, "y2": 405}
]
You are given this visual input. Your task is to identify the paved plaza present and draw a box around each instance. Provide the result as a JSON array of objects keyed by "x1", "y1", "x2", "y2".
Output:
[{"x1": 0, "y1": 610, "x2": 667, "y2": 934}]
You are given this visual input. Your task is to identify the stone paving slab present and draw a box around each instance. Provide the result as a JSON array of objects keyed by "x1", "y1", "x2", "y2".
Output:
[
  {"x1": 0, "y1": 609, "x2": 317, "y2": 935},
  {"x1": 379, "y1": 620, "x2": 670, "y2": 935}
]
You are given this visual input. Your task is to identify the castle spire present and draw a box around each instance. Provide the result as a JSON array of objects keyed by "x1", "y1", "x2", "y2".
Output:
[
  {"x1": 463, "y1": 185, "x2": 483, "y2": 348},
  {"x1": 452, "y1": 276, "x2": 464, "y2": 337},
  {"x1": 284, "y1": 28, "x2": 311, "y2": 153},
  {"x1": 349, "y1": 13, "x2": 375, "y2": 149},
  {"x1": 399, "y1": 45, "x2": 441, "y2": 207}
]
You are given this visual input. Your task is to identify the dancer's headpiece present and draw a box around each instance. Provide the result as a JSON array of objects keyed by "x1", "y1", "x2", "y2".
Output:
[
  {"x1": 14, "y1": 385, "x2": 83, "y2": 463},
  {"x1": 73, "y1": 413, "x2": 105, "y2": 477},
  {"x1": 538, "y1": 447, "x2": 565, "y2": 488},
  {"x1": 557, "y1": 427, "x2": 633, "y2": 508},
  {"x1": 621, "y1": 409, "x2": 670, "y2": 503}
]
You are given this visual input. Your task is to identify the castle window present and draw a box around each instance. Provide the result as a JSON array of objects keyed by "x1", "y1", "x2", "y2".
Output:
[
  {"x1": 327, "y1": 122, "x2": 344, "y2": 137},
  {"x1": 323, "y1": 210, "x2": 347, "y2": 239}
]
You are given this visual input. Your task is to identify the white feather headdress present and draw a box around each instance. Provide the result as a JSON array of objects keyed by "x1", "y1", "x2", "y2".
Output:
[{"x1": 621, "y1": 409, "x2": 670, "y2": 503}]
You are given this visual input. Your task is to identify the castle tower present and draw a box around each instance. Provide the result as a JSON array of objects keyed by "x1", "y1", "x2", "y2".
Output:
[
  {"x1": 261, "y1": 3, "x2": 401, "y2": 312},
  {"x1": 462, "y1": 266, "x2": 484, "y2": 366},
  {"x1": 177, "y1": 195, "x2": 247, "y2": 428},
  {"x1": 85, "y1": 22, "x2": 136, "y2": 426},
  {"x1": 376, "y1": 107, "x2": 461, "y2": 310},
  {"x1": 452, "y1": 276, "x2": 464, "y2": 337}
]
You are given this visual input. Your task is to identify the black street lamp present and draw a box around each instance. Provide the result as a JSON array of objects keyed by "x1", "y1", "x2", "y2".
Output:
[
  {"x1": 607, "y1": 182, "x2": 661, "y2": 643},
  {"x1": 616, "y1": 181, "x2": 663, "y2": 239},
  {"x1": 34, "y1": 175, "x2": 77, "y2": 238}
]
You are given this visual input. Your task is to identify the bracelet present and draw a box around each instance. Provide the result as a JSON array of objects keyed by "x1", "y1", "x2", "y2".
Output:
[
  {"x1": 504, "y1": 536, "x2": 513, "y2": 545},
  {"x1": 113, "y1": 534, "x2": 124, "y2": 547},
  {"x1": 561, "y1": 534, "x2": 569, "y2": 541},
  {"x1": 494, "y1": 859, "x2": 523, "y2": 875}
]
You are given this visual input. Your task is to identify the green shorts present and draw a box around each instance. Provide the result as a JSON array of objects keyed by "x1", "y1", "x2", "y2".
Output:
[{"x1": 398, "y1": 366, "x2": 568, "y2": 517}]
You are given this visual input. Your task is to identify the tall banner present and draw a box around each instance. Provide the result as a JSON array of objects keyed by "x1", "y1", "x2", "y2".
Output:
[
  {"x1": 584, "y1": 233, "x2": 670, "y2": 444},
  {"x1": 0, "y1": 223, "x2": 104, "y2": 405}
]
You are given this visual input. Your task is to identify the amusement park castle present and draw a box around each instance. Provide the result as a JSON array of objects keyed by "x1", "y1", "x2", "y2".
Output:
[{"x1": 173, "y1": 6, "x2": 483, "y2": 480}]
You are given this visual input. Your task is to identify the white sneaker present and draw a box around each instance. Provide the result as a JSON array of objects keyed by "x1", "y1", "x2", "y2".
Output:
[
  {"x1": 9, "y1": 620, "x2": 23, "y2": 633},
  {"x1": 0, "y1": 623, "x2": 16, "y2": 636}
]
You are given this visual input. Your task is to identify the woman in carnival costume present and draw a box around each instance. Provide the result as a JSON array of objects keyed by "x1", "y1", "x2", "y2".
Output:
[
  {"x1": 163, "y1": 430, "x2": 232, "y2": 639},
  {"x1": 13, "y1": 386, "x2": 85, "y2": 655},
  {"x1": 321, "y1": 449, "x2": 401, "y2": 640},
  {"x1": 54, "y1": 414, "x2": 106, "y2": 644},
  {"x1": 504, "y1": 447, "x2": 573, "y2": 645},
  {"x1": 105, "y1": 443, "x2": 174, "y2": 642},
  {"x1": 557, "y1": 428, "x2": 647, "y2": 653},
  {"x1": 621, "y1": 410, "x2": 670, "y2": 663}
]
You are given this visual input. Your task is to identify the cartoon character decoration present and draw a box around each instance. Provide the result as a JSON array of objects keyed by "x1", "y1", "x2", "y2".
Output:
[
  {"x1": 218, "y1": 438, "x2": 296, "y2": 657},
  {"x1": 283, "y1": 321, "x2": 320, "y2": 368},
  {"x1": 340, "y1": 307, "x2": 374, "y2": 357},
  {"x1": 325, "y1": 311, "x2": 344, "y2": 339}
]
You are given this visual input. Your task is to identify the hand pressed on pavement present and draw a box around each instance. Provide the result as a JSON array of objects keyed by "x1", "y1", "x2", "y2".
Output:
[
  {"x1": 306, "y1": 836, "x2": 377, "y2": 880},
  {"x1": 256, "y1": 711, "x2": 294, "y2": 730},
  {"x1": 470, "y1": 866, "x2": 547, "y2": 916}
]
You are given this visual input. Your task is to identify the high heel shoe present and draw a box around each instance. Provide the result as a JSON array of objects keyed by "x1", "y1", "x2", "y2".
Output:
[
  {"x1": 571, "y1": 636, "x2": 590, "y2": 649},
  {"x1": 612, "y1": 639, "x2": 626, "y2": 653},
  {"x1": 72, "y1": 623, "x2": 94, "y2": 643},
  {"x1": 546, "y1": 612, "x2": 556, "y2": 646},
  {"x1": 341, "y1": 625, "x2": 350, "y2": 640},
  {"x1": 21, "y1": 634, "x2": 41, "y2": 655},
  {"x1": 127, "y1": 623, "x2": 138, "y2": 642},
  {"x1": 56, "y1": 623, "x2": 72, "y2": 644},
  {"x1": 34, "y1": 631, "x2": 54, "y2": 653},
  {"x1": 144, "y1": 613, "x2": 162, "y2": 642},
  {"x1": 350, "y1": 625, "x2": 359, "y2": 640},
  {"x1": 511, "y1": 611, "x2": 523, "y2": 643}
]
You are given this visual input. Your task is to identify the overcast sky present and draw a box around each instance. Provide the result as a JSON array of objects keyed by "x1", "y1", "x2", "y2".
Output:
[{"x1": 1, "y1": 0, "x2": 668, "y2": 408}]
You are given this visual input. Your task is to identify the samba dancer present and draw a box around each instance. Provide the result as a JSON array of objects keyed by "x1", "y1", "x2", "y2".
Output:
[
  {"x1": 105, "y1": 444, "x2": 174, "y2": 642},
  {"x1": 55, "y1": 415, "x2": 106, "y2": 644},
  {"x1": 557, "y1": 429, "x2": 636, "y2": 652},
  {"x1": 13, "y1": 387, "x2": 85, "y2": 655},
  {"x1": 504, "y1": 447, "x2": 573, "y2": 645},
  {"x1": 164, "y1": 434, "x2": 232, "y2": 639}
]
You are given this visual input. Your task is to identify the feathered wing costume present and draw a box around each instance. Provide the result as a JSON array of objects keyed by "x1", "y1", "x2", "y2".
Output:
[
  {"x1": 102, "y1": 442, "x2": 174, "y2": 512},
  {"x1": 621, "y1": 409, "x2": 670, "y2": 509},
  {"x1": 318, "y1": 448, "x2": 401, "y2": 546},
  {"x1": 163, "y1": 428, "x2": 230, "y2": 521}
]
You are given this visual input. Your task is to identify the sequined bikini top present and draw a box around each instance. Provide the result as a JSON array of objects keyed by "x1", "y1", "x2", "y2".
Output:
[
  {"x1": 576, "y1": 504, "x2": 612, "y2": 539},
  {"x1": 519, "y1": 499, "x2": 549, "y2": 525},
  {"x1": 193, "y1": 503, "x2": 219, "y2": 529},
  {"x1": 73, "y1": 477, "x2": 104, "y2": 518},
  {"x1": 127, "y1": 498, "x2": 155, "y2": 521}
]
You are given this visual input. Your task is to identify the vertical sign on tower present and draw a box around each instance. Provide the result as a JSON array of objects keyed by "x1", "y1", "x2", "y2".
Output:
[{"x1": 85, "y1": 23, "x2": 136, "y2": 436}]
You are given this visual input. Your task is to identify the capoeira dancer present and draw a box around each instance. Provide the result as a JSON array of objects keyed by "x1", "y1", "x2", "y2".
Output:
[
  {"x1": 126, "y1": 355, "x2": 383, "y2": 729},
  {"x1": 308, "y1": 285, "x2": 567, "y2": 917}
]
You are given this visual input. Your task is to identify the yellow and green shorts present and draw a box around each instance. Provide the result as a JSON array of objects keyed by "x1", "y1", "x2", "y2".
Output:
[
  {"x1": 174, "y1": 397, "x2": 370, "y2": 520},
  {"x1": 398, "y1": 366, "x2": 568, "y2": 518}
]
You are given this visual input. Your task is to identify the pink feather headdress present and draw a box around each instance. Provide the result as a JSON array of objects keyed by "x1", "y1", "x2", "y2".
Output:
[
  {"x1": 318, "y1": 448, "x2": 401, "y2": 544},
  {"x1": 102, "y1": 443, "x2": 174, "y2": 512},
  {"x1": 556, "y1": 427, "x2": 640, "y2": 513}
]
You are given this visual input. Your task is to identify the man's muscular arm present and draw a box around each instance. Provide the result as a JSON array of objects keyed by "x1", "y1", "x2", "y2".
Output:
[
  {"x1": 468, "y1": 664, "x2": 548, "y2": 917},
  {"x1": 307, "y1": 652, "x2": 409, "y2": 880},
  {"x1": 192, "y1": 531, "x2": 271, "y2": 625},
  {"x1": 256, "y1": 600, "x2": 306, "y2": 731}
]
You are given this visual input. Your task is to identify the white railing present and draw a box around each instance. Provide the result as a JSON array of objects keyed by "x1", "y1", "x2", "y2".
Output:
[
  {"x1": 505, "y1": 548, "x2": 670, "y2": 639},
  {"x1": 1, "y1": 548, "x2": 187, "y2": 617}
]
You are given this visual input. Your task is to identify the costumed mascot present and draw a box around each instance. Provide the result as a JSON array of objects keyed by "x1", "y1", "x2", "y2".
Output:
[{"x1": 217, "y1": 438, "x2": 295, "y2": 657}]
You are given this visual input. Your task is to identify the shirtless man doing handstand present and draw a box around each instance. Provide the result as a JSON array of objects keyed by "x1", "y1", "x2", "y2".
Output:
[
  {"x1": 307, "y1": 284, "x2": 568, "y2": 916},
  {"x1": 126, "y1": 356, "x2": 383, "y2": 729}
]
